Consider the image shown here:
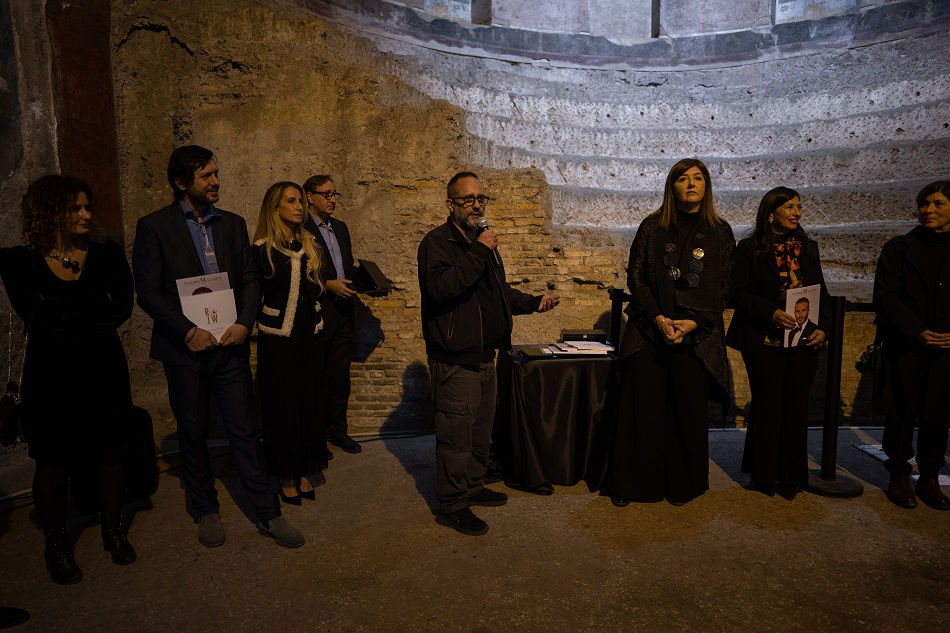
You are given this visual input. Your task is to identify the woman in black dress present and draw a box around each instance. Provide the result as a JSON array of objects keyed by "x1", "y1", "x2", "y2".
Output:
[
  {"x1": 606, "y1": 158, "x2": 735, "y2": 506},
  {"x1": 0, "y1": 175, "x2": 136, "y2": 584},
  {"x1": 252, "y1": 181, "x2": 329, "y2": 504},
  {"x1": 874, "y1": 180, "x2": 950, "y2": 510},
  {"x1": 725, "y1": 187, "x2": 830, "y2": 500}
]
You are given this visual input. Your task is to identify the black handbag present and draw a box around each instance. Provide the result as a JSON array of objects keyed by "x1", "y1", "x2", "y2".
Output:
[
  {"x1": 0, "y1": 314, "x2": 26, "y2": 446},
  {"x1": 855, "y1": 331, "x2": 883, "y2": 374}
]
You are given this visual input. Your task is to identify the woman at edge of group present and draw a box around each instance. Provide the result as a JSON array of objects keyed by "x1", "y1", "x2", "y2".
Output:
[
  {"x1": 0, "y1": 175, "x2": 136, "y2": 585},
  {"x1": 725, "y1": 187, "x2": 829, "y2": 501},
  {"x1": 873, "y1": 180, "x2": 950, "y2": 511},
  {"x1": 252, "y1": 181, "x2": 330, "y2": 505},
  {"x1": 604, "y1": 158, "x2": 735, "y2": 507}
]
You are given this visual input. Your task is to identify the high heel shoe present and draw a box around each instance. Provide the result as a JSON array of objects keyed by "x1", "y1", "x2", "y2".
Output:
[
  {"x1": 101, "y1": 512, "x2": 136, "y2": 565},
  {"x1": 298, "y1": 477, "x2": 316, "y2": 501},
  {"x1": 278, "y1": 482, "x2": 302, "y2": 506}
]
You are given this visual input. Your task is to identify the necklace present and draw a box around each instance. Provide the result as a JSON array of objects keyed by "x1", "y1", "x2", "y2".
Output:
[{"x1": 47, "y1": 249, "x2": 84, "y2": 273}]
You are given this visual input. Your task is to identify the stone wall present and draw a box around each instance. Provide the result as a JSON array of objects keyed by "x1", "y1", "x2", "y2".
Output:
[{"x1": 4, "y1": 0, "x2": 948, "y2": 444}]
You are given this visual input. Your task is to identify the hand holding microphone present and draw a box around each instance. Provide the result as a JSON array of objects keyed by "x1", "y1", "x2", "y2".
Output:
[{"x1": 475, "y1": 217, "x2": 502, "y2": 267}]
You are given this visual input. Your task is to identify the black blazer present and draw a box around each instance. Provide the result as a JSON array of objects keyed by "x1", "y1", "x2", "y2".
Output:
[
  {"x1": 303, "y1": 214, "x2": 357, "y2": 285},
  {"x1": 132, "y1": 203, "x2": 260, "y2": 366},
  {"x1": 726, "y1": 235, "x2": 830, "y2": 353}
]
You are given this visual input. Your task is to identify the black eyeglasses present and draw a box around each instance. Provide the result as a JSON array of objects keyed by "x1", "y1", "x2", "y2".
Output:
[
  {"x1": 450, "y1": 195, "x2": 491, "y2": 208},
  {"x1": 310, "y1": 190, "x2": 342, "y2": 200}
]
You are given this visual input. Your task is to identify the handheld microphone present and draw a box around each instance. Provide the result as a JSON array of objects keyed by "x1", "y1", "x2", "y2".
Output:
[{"x1": 475, "y1": 217, "x2": 502, "y2": 267}]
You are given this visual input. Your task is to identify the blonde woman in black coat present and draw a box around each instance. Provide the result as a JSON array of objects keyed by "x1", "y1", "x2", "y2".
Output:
[
  {"x1": 726, "y1": 187, "x2": 830, "y2": 500},
  {"x1": 252, "y1": 182, "x2": 330, "y2": 505}
]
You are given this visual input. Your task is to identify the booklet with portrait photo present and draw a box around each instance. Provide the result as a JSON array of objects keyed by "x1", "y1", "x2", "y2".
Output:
[{"x1": 784, "y1": 284, "x2": 820, "y2": 348}]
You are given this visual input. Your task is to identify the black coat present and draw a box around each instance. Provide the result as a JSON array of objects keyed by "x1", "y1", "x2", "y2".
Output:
[
  {"x1": 131, "y1": 203, "x2": 260, "y2": 366},
  {"x1": 726, "y1": 235, "x2": 831, "y2": 353},
  {"x1": 873, "y1": 226, "x2": 950, "y2": 425},
  {"x1": 618, "y1": 213, "x2": 735, "y2": 401}
]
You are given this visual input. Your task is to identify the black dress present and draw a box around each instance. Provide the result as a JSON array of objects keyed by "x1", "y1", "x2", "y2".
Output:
[
  {"x1": 253, "y1": 241, "x2": 329, "y2": 482},
  {"x1": 0, "y1": 242, "x2": 134, "y2": 459}
]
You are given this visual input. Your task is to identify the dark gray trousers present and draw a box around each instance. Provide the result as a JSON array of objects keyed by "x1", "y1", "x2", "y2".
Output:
[{"x1": 429, "y1": 359, "x2": 497, "y2": 514}]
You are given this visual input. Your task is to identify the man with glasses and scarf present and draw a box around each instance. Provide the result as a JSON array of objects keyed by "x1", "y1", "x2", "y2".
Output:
[{"x1": 418, "y1": 171, "x2": 559, "y2": 535}]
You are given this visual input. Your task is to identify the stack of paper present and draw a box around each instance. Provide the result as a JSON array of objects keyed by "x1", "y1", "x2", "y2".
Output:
[{"x1": 548, "y1": 341, "x2": 615, "y2": 354}]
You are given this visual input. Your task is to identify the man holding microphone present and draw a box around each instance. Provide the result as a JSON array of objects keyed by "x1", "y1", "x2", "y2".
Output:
[{"x1": 418, "y1": 171, "x2": 559, "y2": 536}]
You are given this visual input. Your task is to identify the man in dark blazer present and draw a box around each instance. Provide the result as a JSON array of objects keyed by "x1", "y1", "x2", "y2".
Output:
[
  {"x1": 132, "y1": 145, "x2": 304, "y2": 548},
  {"x1": 787, "y1": 297, "x2": 818, "y2": 347},
  {"x1": 303, "y1": 174, "x2": 362, "y2": 455}
]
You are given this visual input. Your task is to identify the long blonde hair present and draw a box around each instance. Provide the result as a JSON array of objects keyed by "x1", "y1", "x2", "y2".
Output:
[
  {"x1": 253, "y1": 181, "x2": 324, "y2": 290},
  {"x1": 655, "y1": 158, "x2": 723, "y2": 230}
]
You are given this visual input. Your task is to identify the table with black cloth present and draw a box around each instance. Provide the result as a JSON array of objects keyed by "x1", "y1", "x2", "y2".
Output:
[{"x1": 492, "y1": 347, "x2": 616, "y2": 494}]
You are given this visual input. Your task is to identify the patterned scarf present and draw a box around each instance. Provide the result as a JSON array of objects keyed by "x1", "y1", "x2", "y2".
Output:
[{"x1": 774, "y1": 239, "x2": 803, "y2": 289}]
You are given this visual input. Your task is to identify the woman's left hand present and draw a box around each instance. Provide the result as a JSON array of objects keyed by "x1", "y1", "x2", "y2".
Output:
[
  {"x1": 668, "y1": 319, "x2": 698, "y2": 344},
  {"x1": 804, "y1": 328, "x2": 826, "y2": 347}
]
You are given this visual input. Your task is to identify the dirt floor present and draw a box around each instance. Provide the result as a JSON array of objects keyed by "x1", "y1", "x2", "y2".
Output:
[{"x1": 0, "y1": 428, "x2": 948, "y2": 633}]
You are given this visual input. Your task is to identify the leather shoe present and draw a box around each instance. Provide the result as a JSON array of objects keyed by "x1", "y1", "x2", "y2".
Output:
[
  {"x1": 100, "y1": 513, "x2": 136, "y2": 565},
  {"x1": 326, "y1": 447, "x2": 334, "y2": 461},
  {"x1": 777, "y1": 484, "x2": 800, "y2": 501},
  {"x1": 198, "y1": 513, "x2": 226, "y2": 547},
  {"x1": 258, "y1": 516, "x2": 305, "y2": 548},
  {"x1": 468, "y1": 487, "x2": 508, "y2": 507},
  {"x1": 435, "y1": 507, "x2": 488, "y2": 536},
  {"x1": 915, "y1": 475, "x2": 950, "y2": 511},
  {"x1": 885, "y1": 474, "x2": 918, "y2": 509},
  {"x1": 610, "y1": 496, "x2": 631, "y2": 508},
  {"x1": 44, "y1": 527, "x2": 82, "y2": 585},
  {"x1": 0, "y1": 606, "x2": 30, "y2": 628},
  {"x1": 329, "y1": 434, "x2": 362, "y2": 453}
]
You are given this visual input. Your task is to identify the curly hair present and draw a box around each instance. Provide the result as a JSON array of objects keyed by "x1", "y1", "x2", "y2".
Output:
[
  {"x1": 253, "y1": 182, "x2": 324, "y2": 290},
  {"x1": 21, "y1": 175, "x2": 94, "y2": 253}
]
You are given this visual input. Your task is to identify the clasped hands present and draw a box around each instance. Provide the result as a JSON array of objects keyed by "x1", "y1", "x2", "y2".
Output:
[
  {"x1": 655, "y1": 315, "x2": 697, "y2": 344},
  {"x1": 919, "y1": 330, "x2": 950, "y2": 349},
  {"x1": 185, "y1": 323, "x2": 249, "y2": 353}
]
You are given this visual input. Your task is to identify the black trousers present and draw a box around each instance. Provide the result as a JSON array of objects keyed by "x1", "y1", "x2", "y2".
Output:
[
  {"x1": 164, "y1": 349, "x2": 280, "y2": 521},
  {"x1": 607, "y1": 343, "x2": 711, "y2": 503},
  {"x1": 324, "y1": 300, "x2": 355, "y2": 439},
  {"x1": 882, "y1": 347, "x2": 950, "y2": 477},
  {"x1": 740, "y1": 344, "x2": 819, "y2": 488}
]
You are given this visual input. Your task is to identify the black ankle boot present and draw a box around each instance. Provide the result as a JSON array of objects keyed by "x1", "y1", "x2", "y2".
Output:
[
  {"x1": 44, "y1": 527, "x2": 82, "y2": 585},
  {"x1": 100, "y1": 513, "x2": 136, "y2": 565}
]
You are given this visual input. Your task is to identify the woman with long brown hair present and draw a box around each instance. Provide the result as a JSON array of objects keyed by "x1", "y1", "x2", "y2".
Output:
[
  {"x1": 252, "y1": 181, "x2": 330, "y2": 504},
  {"x1": 0, "y1": 175, "x2": 136, "y2": 584},
  {"x1": 605, "y1": 159, "x2": 735, "y2": 507}
]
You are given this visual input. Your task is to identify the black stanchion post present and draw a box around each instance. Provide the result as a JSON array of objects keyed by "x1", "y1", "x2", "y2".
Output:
[{"x1": 805, "y1": 295, "x2": 864, "y2": 497}]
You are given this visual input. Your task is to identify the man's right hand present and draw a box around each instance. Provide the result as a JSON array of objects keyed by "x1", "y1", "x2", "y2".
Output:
[
  {"x1": 186, "y1": 328, "x2": 217, "y2": 352},
  {"x1": 476, "y1": 228, "x2": 498, "y2": 250},
  {"x1": 327, "y1": 278, "x2": 357, "y2": 299}
]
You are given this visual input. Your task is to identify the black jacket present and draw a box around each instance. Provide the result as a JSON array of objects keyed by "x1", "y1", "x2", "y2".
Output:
[
  {"x1": 418, "y1": 218, "x2": 541, "y2": 367},
  {"x1": 132, "y1": 203, "x2": 260, "y2": 365},
  {"x1": 252, "y1": 241, "x2": 327, "y2": 337},
  {"x1": 618, "y1": 213, "x2": 735, "y2": 400},
  {"x1": 726, "y1": 235, "x2": 831, "y2": 353}
]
